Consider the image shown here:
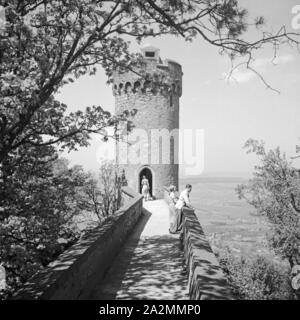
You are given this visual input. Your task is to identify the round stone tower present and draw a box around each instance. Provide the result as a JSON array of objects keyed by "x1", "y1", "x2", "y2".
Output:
[{"x1": 113, "y1": 45, "x2": 183, "y2": 199}]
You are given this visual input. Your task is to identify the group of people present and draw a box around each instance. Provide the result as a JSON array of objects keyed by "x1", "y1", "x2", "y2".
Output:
[
  {"x1": 168, "y1": 184, "x2": 193, "y2": 234},
  {"x1": 141, "y1": 176, "x2": 193, "y2": 234}
]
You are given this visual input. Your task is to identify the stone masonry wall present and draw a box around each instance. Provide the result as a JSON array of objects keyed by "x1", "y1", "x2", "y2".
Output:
[
  {"x1": 13, "y1": 188, "x2": 143, "y2": 300},
  {"x1": 164, "y1": 188, "x2": 233, "y2": 300}
]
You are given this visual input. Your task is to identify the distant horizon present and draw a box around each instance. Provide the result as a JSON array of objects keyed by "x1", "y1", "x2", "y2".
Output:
[{"x1": 180, "y1": 171, "x2": 251, "y2": 179}]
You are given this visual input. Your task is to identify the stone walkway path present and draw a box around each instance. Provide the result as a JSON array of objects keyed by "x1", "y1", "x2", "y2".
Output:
[{"x1": 86, "y1": 200, "x2": 189, "y2": 300}]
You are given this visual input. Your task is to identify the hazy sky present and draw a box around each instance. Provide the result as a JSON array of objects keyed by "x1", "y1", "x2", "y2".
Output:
[{"x1": 56, "y1": 0, "x2": 300, "y2": 177}]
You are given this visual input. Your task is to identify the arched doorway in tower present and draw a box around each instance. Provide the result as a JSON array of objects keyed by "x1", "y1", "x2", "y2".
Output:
[{"x1": 139, "y1": 167, "x2": 153, "y2": 197}]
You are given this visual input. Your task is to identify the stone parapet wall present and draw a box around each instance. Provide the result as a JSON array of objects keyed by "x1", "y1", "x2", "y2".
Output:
[
  {"x1": 13, "y1": 187, "x2": 143, "y2": 300},
  {"x1": 164, "y1": 187, "x2": 233, "y2": 300}
]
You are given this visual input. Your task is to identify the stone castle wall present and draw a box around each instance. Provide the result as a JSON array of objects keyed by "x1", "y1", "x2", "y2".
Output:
[
  {"x1": 113, "y1": 59, "x2": 182, "y2": 198},
  {"x1": 164, "y1": 188, "x2": 233, "y2": 300},
  {"x1": 13, "y1": 188, "x2": 143, "y2": 300}
]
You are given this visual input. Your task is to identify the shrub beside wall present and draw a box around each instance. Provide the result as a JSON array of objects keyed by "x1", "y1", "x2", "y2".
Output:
[{"x1": 218, "y1": 251, "x2": 295, "y2": 300}]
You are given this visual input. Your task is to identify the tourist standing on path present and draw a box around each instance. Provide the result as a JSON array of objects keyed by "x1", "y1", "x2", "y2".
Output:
[
  {"x1": 170, "y1": 184, "x2": 193, "y2": 233},
  {"x1": 141, "y1": 176, "x2": 150, "y2": 201},
  {"x1": 168, "y1": 185, "x2": 179, "y2": 234}
]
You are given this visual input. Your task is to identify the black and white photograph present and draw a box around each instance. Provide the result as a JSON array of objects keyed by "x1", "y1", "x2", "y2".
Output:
[{"x1": 0, "y1": 0, "x2": 300, "y2": 309}]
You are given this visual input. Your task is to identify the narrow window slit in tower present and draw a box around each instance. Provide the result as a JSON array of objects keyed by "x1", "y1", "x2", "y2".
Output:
[
  {"x1": 170, "y1": 94, "x2": 173, "y2": 107},
  {"x1": 170, "y1": 136, "x2": 175, "y2": 164}
]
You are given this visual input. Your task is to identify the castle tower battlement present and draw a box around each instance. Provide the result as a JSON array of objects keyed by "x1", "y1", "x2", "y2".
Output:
[
  {"x1": 112, "y1": 58, "x2": 182, "y2": 98},
  {"x1": 113, "y1": 45, "x2": 183, "y2": 199}
]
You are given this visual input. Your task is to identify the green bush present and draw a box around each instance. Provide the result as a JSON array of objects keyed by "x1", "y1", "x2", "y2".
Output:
[
  {"x1": 0, "y1": 153, "x2": 84, "y2": 299},
  {"x1": 0, "y1": 152, "x2": 124, "y2": 299},
  {"x1": 237, "y1": 139, "x2": 300, "y2": 268},
  {"x1": 219, "y1": 250, "x2": 295, "y2": 300}
]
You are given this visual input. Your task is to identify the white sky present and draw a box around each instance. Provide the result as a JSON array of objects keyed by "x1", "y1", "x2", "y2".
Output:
[{"x1": 56, "y1": 0, "x2": 300, "y2": 177}]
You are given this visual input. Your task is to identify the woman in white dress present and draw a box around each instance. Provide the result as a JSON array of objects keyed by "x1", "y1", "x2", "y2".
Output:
[
  {"x1": 168, "y1": 185, "x2": 179, "y2": 234},
  {"x1": 141, "y1": 176, "x2": 150, "y2": 201}
]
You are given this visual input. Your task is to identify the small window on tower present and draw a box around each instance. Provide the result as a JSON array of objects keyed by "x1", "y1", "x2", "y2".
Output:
[{"x1": 145, "y1": 51, "x2": 155, "y2": 58}]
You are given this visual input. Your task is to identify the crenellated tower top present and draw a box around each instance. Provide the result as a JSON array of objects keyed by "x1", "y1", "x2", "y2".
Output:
[{"x1": 112, "y1": 45, "x2": 183, "y2": 97}]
